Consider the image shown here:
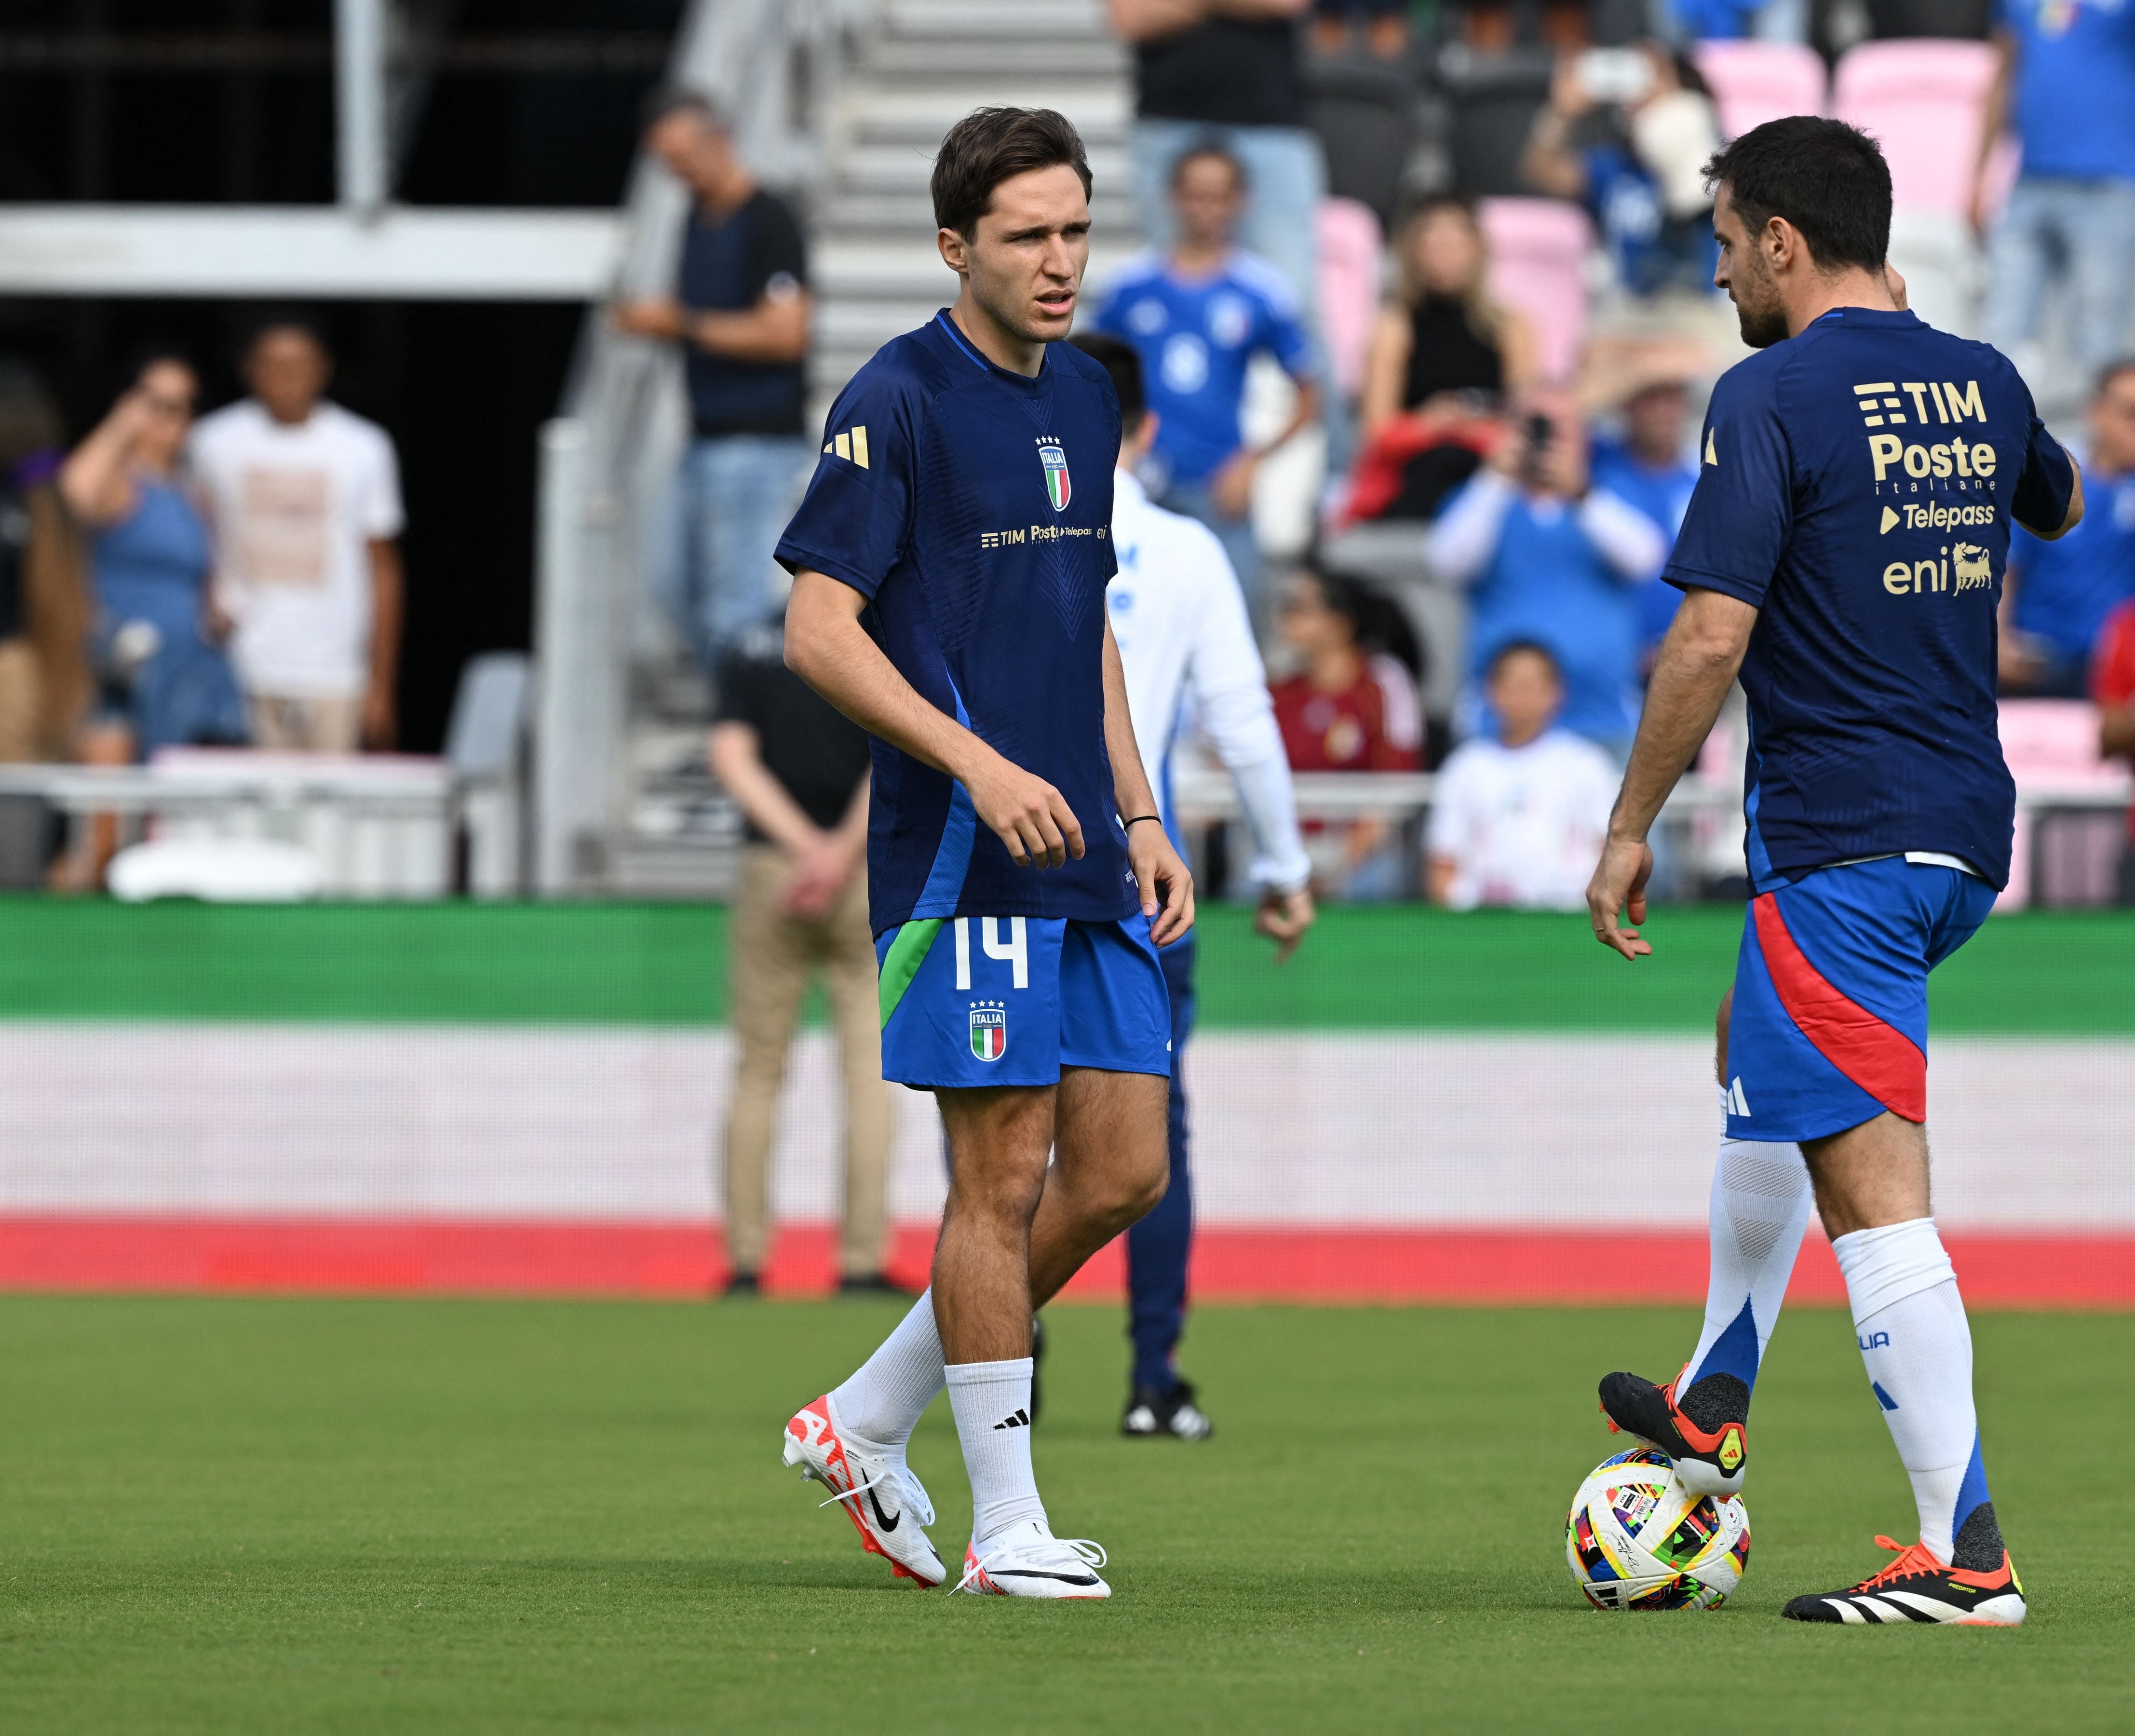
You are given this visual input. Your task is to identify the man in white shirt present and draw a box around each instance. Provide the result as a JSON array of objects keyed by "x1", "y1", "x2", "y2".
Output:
[
  {"x1": 1426, "y1": 640, "x2": 1618, "y2": 910},
  {"x1": 1074, "y1": 333, "x2": 1314, "y2": 1440},
  {"x1": 191, "y1": 320, "x2": 405, "y2": 752}
]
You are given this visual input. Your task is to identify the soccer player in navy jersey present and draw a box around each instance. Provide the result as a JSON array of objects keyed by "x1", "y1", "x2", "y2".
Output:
[
  {"x1": 771, "y1": 108, "x2": 1194, "y2": 1600},
  {"x1": 1582, "y1": 117, "x2": 2081, "y2": 1626}
]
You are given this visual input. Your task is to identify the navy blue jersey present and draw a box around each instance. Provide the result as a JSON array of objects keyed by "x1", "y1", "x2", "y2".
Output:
[
  {"x1": 774, "y1": 312, "x2": 1136, "y2": 935},
  {"x1": 1666, "y1": 308, "x2": 2075, "y2": 890}
]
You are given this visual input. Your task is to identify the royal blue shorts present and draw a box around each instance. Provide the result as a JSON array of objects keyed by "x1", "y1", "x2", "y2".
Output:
[
  {"x1": 874, "y1": 914, "x2": 1172, "y2": 1090},
  {"x1": 1724, "y1": 855, "x2": 1998, "y2": 1144}
]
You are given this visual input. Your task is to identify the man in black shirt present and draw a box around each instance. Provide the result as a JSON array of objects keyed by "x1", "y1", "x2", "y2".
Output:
[
  {"x1": 1107, "y1": 0, "x2": 1326, "y2": 316},
  {"x1": 708, "y1": 612, "x2": 892, "y2": 1297},
  {"x1": 616, "y1": 89, "x2": 813, "y2": 670}
]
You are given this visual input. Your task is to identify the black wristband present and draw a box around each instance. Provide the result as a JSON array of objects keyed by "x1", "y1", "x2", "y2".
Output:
[{"x1": 1123, "y1": 814, "x2": 1162, "y2": 828}]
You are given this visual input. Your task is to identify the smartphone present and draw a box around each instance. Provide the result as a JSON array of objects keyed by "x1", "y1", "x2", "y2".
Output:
[
  {"x1": 1578, "y1": 47, "x2": 1653, "y2": 107},
  {"x1": 1521, "y1": 412, "x2": 1554, "y2": 486}
]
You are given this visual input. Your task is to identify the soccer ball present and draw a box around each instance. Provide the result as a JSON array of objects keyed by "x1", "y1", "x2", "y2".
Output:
[{"x1": 1565, "y1": 1446, "x2": 1750, "y2": 1611}]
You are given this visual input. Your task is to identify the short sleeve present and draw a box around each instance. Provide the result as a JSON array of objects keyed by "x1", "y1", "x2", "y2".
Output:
[
  {"x1": 710, "y1": 641, "x2": 770, "y2": 728},
  {"x1": 358, "y1": 427, "x2": 405, "y2": 540},
  {"x1": 2012, "y1": 411, "x2": 2076, "y2": 538},
  {"x1": 1258, "y1": 287, "x2": 1314, "y2": 378},
  {"x1": 1662, "y1": 363, "x2": 1794, "y2": 608},
  {"x1": 1425, "y1": 750, "x2": 1473, "y2": 855},
  {"x1": 751, "y1": 195, "x2": 809, "y2": 298},
  {"x1": 773, "y1": 369, "x2": 917, "y2": 600}
]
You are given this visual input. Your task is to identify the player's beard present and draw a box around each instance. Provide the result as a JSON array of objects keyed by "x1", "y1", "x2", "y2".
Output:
[{"x1": 1730, "y1": 253, "x2": 1790, "y2": 349}]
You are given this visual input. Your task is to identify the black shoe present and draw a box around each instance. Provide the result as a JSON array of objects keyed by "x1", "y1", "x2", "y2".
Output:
[
  {"x1": 1782, "y1": 1532, "x2": 2026, "y2": 1625},
  {"x1": 836, "y1": 1273, "x2": 908, "y2": 1297},
  {"x1": 722, "y1": 1271, "x2": 760, "y2": 1298},
  {"x1": 1122, "y1": 1379, "x2": 1213, "y2": 1440},
  {"x1": 1597, "y1": 1366, "x2": 1747, "y2": 1496},
  {"x1": 1029, "y1": 1314, "x2": 1046, "y2": 1425}
]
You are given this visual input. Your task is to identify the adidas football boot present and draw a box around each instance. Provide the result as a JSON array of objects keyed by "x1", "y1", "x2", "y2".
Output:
[
  {"x1": 781, "y1": 1394, "x2": 947, "y2": 1587},
  {"x1": 1597, "y1": 1364, "x2": 1749, "y2": 1497},
  {"x1": 951, "y1": 1520, "x2": 1111, "y2": 1600},
  {"x1": 1782, "y1": 1534, "x2": 2026, "y2": 1626},
  {"x1": 1121, "y1": 1379, "x2": 1213, "y2": 1440}
]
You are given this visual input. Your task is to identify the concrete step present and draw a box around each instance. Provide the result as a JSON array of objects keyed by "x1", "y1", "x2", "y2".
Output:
[
  {"x1": 833, "y1": 140, "x2": 1132, "y2": 195},
  {"x1": 862, "y1": 34, "x2": 1128, "y2": 80},
  {"x1": 847, "y1": 88, "x2": 1130, "y2": 150}
]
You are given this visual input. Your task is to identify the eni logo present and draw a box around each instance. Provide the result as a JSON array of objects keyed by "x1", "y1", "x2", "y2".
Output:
[{"x1": 1882, "y1": 542, "x2": 1992, "y2": 596}]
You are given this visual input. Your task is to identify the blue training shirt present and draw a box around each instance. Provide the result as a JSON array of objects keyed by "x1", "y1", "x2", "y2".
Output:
[
  {"x1": 1094, "y1": 249, "x2": 1312, "y2": 488},
  {"x1": 1666, "y1": 307, "x2": 2076, "y2": 891},
  {"x1": 2001, "y1": 0, "x2": 2135, "y2": 184},
  {"x1": 774, "y1": 312, "x2": 1138, "y2": 935},
  {"x1": 2007, "y1": 468, "x2": 2135, "y2": 665}
]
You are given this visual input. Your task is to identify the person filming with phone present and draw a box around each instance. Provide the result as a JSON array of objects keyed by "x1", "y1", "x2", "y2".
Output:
[{"x1": 1425, "y1": 393, "x2": 1668, "y2": 761}]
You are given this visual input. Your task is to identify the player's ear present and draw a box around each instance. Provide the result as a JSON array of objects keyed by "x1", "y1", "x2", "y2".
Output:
[{"x1": 937, "y1": 226, "x2": 969, "y2": 277}]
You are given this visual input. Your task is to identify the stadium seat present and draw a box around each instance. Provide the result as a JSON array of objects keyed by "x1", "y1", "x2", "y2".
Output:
[
  {"x1": 1438, "y1": 43, "x2": 1555, "y2": 200},
  {"x1": 1996, "y1": 698, "x2": 2129, "y2": 910},
  {"x1": 1305, "y1": 54, "x2": 1415, "y2": 231},
  {"x1": 1316, "y1": 198, "x2": 1385, "y2": 401},
  {"x1": 1476, "y1": 196, "x2": 1592, "y2": 383},
  {"x1": 1833, "y1": 40, "x2": 2000, "y2": 218},
  {"x1": 1692, "y1": 40, "x2": 1828, "y2": 141}
]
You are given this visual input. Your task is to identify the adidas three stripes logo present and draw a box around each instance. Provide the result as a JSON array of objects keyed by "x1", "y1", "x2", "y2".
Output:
[{"x1": 992, "y1": 1408, "x2": 1031, "y2": 1431}]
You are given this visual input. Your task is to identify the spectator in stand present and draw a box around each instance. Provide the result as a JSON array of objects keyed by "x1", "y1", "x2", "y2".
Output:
[
  {"x1": 60, "y1": 352, "x2": 246, "y2": 765},
  {"x1": 0, "y1": 363, "x2": 90, "y2": 767},
  {"x1": 1522, "y1": 43, "x2": 1722, "y2": 301},
  {"x1": 1976, "y1": 1, "x2": 2135, "y2": 384},
  {"x1": 1426, "y1": 640, "x2": 1618, "y2": 910},
  {"x1": 1660, "y1": 0, "x2": 1809, "y2": 41},
  {"x1": 1096, "y1": 144, "x2": 1321, "y2": 601},
  {"x1": 1589, "y1": 372, "x2": 1702, "y2": 672},
  {"x1": 2093, "y1": 597, "x2": 2135, "y2": 903},
  {"x1": 616, "y1": 88, "x2": 812, "y2": 672},
  {"x1": 2002, "y1": 361, "x2": 2135, "y2": 697},
  {"x1": 1106, "y1": 0, "x2": 1326, "y2": 317},
  {"x1": 190, "y1": 320, "x2": 404, "y2": 753},
  {"x1": 1310, "y1": 0, "x2": 1408, "y2": 59},
  {"x1": 1351, "y1": 200, "x2": 1537, "y2": 524},
  {"x1": 1426, "y1": 394, "x2": 1669, "y2": 758},
  {"x1": 707, "y1": 610, "x2": 891, "y2": 1298},
  {"x1": 1270, "y1": 565, "x2": 1423, "y2": 897}
]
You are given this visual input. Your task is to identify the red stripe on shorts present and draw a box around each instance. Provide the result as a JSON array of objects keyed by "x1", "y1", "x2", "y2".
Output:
[{"x1": 1751, "y1": 892, "x2": 1927, "y2": 1122}]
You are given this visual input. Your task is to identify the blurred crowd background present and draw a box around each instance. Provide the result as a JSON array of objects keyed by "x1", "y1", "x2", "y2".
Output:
[{"x1": 1, "y1": 0, "x2": 2132, "y2": 914}]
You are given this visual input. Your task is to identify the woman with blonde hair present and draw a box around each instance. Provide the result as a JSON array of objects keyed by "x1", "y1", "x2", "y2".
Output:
[{"x1": 1348, "y1": 200, "x2": 1538, "y2": 523}]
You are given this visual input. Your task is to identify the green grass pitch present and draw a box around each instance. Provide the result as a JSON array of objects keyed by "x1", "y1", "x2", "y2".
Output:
[{"x1": 0, "y1": 1298, "x2": 2129, "y2": 1734}]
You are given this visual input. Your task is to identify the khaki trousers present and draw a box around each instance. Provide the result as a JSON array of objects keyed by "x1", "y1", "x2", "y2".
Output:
[
  {"x1": 247, "y1": 693, "x2": 363, "y2": 753},
  {"x1": 723, "y1": 844, "x2": 892, "y2": 1277}
]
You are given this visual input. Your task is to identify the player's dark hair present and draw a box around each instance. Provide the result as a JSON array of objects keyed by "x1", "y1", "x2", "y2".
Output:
[
  {"x1": 241, "y1": 309, "x2": 333, "y2": 362},
  {"x1": 932, "y1": 107, "x2": 1092, "y2": 240},
  {"x1": 1171, "y1": 142, "x2": 1247, "y2": 192},
  {"x1": 1703, "y1": 116, "x2": 1891, "y2": 274},
  {"x1": 1068, "y1": 333, "x2": 1145, "y2": 436},
  {"x1": 1307, "y1": 566, "x2": 1425, "y2": 684},
  {"x1": 1486, "y1": 638, "x2": 1562, "y2": 682},
  {"x1": 640, "y1": 84, "x2": 725, "y2": 134}
]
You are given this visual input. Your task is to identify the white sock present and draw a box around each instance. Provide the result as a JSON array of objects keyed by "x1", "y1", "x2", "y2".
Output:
[
  {"x1": 830, "y1": 1290, "x2": 945, "y2": 1448},
  {"x1": 1681, "y1": 1139, "x2": 1815, "y2": 1407},
  {"x1": 945, "y1": 1357, "x2": 1046, "y2": 1546},
  {"x1": 1834, "y1": 1219, "x2": 2001, "y2": 1568}
]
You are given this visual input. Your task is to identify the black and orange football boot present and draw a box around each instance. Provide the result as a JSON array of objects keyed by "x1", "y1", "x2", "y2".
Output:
[
  {"x1": 1782, "y1": 1532, "x2": 2026, "y2": 1626},
  {"x1": 1597, "y1": 1363, "x2": 1748, "y2": 1497}
]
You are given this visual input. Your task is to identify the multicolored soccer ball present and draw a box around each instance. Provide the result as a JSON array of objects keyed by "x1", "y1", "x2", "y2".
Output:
[{"x1": 1565, "y1": 1447, "x2": 1751, "y2": 1610}]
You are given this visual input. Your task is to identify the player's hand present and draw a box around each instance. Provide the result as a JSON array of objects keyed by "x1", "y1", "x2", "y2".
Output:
[
  {"x1": 1254, "y1": 885, "x2": 1315, "y2": 963},
  {"x1": 1586, "y1": 831, "x2": 1654, "y2": 960},
  {"x1": 1210, "y1": 448, "x2": 1259, "y2": 519},
  {"x1": 967, "y1": 752, "x2": 1084, "y2": 869},
  {"x1": 1884, "y1": 262, "x2": 1909, "y2": 311},
  {"x1": 1129, "y1": 819, "x2": 1194, "y2": 948},
  {"x1": 781, "y1": 835, "x2": 847, "y2": 919}
]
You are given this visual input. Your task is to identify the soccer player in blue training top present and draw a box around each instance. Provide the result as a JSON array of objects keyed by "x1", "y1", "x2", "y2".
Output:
[
  {"x1": 1582, "y1": 116, "x2": 2081, "y2": 1627},
  {"x1": 772, "y1": 108, "x2": 1194, "y2": 1601}
]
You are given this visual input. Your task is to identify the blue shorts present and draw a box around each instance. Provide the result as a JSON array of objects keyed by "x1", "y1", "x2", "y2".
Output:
[
  {"x1": 1724, "y1": 856, "x2": 1998, "y2": 1144},
  {"x1": 874, "y1": 914, "x2": 1172, "y2": 1090}
]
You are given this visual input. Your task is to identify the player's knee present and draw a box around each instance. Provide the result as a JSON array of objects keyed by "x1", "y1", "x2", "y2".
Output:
[{"x1": 1714, "y1": 987, "x2": 1733, "y2": 1087}]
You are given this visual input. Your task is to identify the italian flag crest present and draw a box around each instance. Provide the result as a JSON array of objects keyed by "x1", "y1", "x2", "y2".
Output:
[
  {"x1": 1038, "y1": 441, "x2": 1071, "y2": 513},
  {"x1": 969, "y1": 1003, "x2": 1007, "y2": 1062}
]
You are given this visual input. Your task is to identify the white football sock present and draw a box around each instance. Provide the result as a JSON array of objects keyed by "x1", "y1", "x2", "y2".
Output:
[
  {"x1": 1834, "y1": 1219, "x2": 2000, "y2": 1568},
  {"x1": 946, "y1": 1357, "x2": 1046, "y2": 1546},
  {"x1": 829, "y1": 1289, "x2": 945, "y2": 1448},
  {"x1": 1682, "y1": 1139, "x2": 1815, "y2": 1403}
]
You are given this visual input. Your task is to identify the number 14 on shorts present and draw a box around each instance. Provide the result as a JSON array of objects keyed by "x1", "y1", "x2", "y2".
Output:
[{"x1": 954, "y1": 917, "x2": 1029, "y2": 990}]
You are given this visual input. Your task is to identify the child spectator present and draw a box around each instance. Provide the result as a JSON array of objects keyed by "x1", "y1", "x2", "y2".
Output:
[
  {"x1": 1270, "y1": 566, "x2": 1423, "y2": 897},
  {"x1": 1351, "y1": 201, "x2": 1537, "y2": 523},
  {"x1": 1427, "y1": 640, "x2": 1618, "y2": 911},
  {"x1": 2001, "y1": 360, "x2": 2135, "y2": 697},
  {"x1": 190, "y1": 319, "x2": 405, "y2": 753}
]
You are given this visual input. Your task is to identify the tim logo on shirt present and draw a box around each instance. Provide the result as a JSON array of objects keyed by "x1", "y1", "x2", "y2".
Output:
[{"x1": 1037, "y1": 438, "x2": 1071, "y2": 513}]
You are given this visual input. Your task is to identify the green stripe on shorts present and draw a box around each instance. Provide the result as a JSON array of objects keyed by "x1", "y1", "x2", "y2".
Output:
[{"x1": 877, "y1": 919, "x2": 943, "y2": 1030}]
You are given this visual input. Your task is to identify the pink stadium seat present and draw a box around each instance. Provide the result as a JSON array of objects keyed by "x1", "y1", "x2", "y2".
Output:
[
  {"x1": 1315, "y1": 197, "x2": 1384, "y2": 401},
  {"x1": 1692, "y1": 40, "x2": 1828, "y2": 141},
  {"x1": 1476, "y1": 197, "x2": 1592, "y2": 384},
  {"x1": 1834, "y1": 40, "x2": 2000, "y2": 217},
  {"x1": 1995, "y1": 698, "x2": 2126, "y2": 910}
]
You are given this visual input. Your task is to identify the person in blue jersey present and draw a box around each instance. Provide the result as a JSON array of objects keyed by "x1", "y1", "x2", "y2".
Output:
[
  {"x1": 1074, "y1": 332, "x2": 1315, "y2": 1443},
  {"x1": 1583, "y1": 118, "x2": 2081, "y2": 1627},
  {"x1": 772, "y1": 108, "x2": 1195, "y2": 1603},
  {"x1": 1590, "y1": 376, "x2": 1702, "y2": 671},
  {"x1": 1095, "y1": 144, "x2": 1320, "y2": 604}
]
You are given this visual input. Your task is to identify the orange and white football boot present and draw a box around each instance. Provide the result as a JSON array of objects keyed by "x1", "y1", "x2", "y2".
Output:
[
  {"x1": 951, "y1": 1520, "x2": 1110, "y2": 1600},
  {"x1": 781, "y1": 1394, "x2": 946, "y2": 1587}
]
